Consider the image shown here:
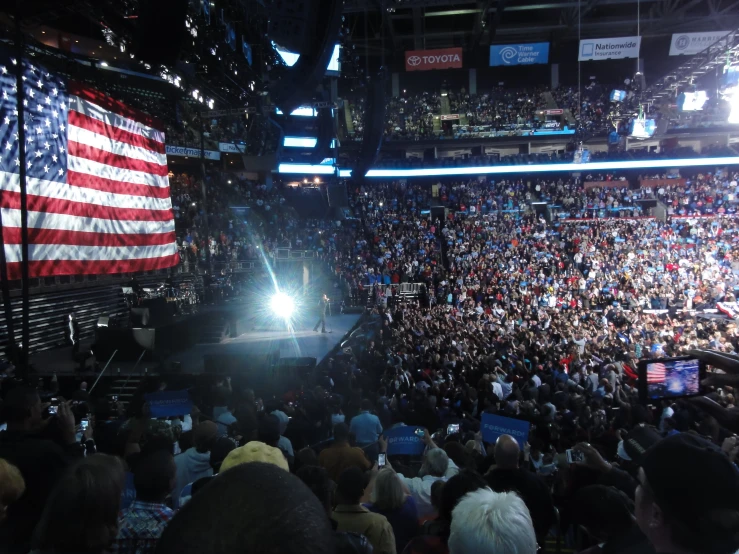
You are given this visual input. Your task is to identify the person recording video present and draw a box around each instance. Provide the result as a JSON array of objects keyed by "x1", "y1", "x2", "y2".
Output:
[{"x1": 313, "y1": 294, "x2": 329, "y2": 333}]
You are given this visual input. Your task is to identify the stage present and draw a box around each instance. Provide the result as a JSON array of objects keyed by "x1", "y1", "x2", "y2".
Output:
[
  {"x1": 27, "y1": 307, "x2": 363, "y2": 376},
  {"x1": 163, "y1": 312, "x2": 362, "y2": 374}
]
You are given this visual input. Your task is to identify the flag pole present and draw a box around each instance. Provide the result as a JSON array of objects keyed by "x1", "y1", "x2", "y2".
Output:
[{"x1": 14, "y1": 5, "x2": 30, "y2": 377}]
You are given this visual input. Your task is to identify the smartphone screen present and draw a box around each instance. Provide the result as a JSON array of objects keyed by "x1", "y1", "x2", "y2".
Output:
[
  {"x1": 80, "y1": 418, "x2": 89, "y2": 431},
  {"x1": 48, "y1": 405, "x2": 58, "y2": 415},
  {"x1": 378, "y1": 453, "x2": 386, "y2": 468},
  {"x1": 639, "y1": 356, "x2": 704, "y2": 402},
  {"x1": 566, "y1": 449, "x2": 584, "y2": 464},
  {"x1": 447, "y1": 423, "x2": 460, "y2": 435}
]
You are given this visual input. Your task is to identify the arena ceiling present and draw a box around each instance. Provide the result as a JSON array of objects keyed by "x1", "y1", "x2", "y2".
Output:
[{"x1": 343, "y1": 0, "x2": 739, "y2": 53}]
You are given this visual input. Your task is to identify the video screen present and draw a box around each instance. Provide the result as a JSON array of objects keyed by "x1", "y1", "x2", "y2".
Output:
[
  {"x1": 610, "y1": 89, "x2": 626, "y2": 102},
  {"x1": 678, "y1": 91, "x2": 708, "y2": 111},
  {"x1": 629, "y1": 118, "x2": 656, "y2": 138},
  {"x1": 646, "y1": 358, "x2": 701, "y2": 399}
]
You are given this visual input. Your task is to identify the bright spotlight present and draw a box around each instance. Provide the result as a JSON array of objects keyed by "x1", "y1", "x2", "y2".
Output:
[{"x1": 270, "y1": 292, "x2": 295, "y2": 319}]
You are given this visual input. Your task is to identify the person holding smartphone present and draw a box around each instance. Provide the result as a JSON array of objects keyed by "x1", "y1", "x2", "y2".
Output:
[
  {"x1": 0, "y1": 389, "x2": 90, "y2": 552},
  {"x1": 378, "y1": 430, "x2": 458, "y2": 519}
]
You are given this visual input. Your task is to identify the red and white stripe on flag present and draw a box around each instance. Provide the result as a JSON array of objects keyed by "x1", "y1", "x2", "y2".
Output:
[
  {"x1": 1, "y1": 81, "x2": 178, "y2": 278},
  {"x1": 646, "y1": 363, "x2": 667, "y2": 384}
]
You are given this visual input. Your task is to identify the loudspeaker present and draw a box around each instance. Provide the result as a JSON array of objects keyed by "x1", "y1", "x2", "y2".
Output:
[
  {"x1": 130, "y1": 308, "x2": 150, "y2": 327},
  {"x1": 270, "y1": 0, "x2": 343, "y2": 115},
  {"x1": 132, "y1": 328, "x2": 156, "y2": 351},
  {"x1": 135, "y1": 0, "x2": 189, "y2": 65},
  {"x1": 354, "y1": 75, "x2": 388, "y2": 180},
  {"x1": 312, "y1": 107, "x2": 336, "y2": 162},
  {"x1": 327, "y1": 183, "x2": 349, "y2": 207}
]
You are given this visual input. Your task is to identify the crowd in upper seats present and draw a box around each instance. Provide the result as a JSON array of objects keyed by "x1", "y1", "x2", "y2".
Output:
[
  {"x1": 3, "y1": 162, "x2": 739, "y2": 554},
  {"x1": 344, "y1": 80, "x2": 736, "y2": 143},
  {"x1": 370, "y1": 143, "x2": 739, "y2": 170},
  {"x1": 168, "y1": 171, "x2": 301, "y2": 266},
  {"x1": 346, "y1": 87, "x2": 556, "y2": 142}
]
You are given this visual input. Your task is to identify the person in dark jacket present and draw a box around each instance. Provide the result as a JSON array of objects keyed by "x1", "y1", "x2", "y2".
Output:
[
  {"x1": 485, "y1": 435, "x2": 555, "y2": 543},
  {"x1": 297, "y1": 464, "x2": 375, "y2": 554},
  {"x1": 155, "y1": 463, "x2": 335, "y2": 554},
  {"x1": 572, "y1": 485, "x2": 655, "y2": 554},
  {"x1": 0, "y1": 387, "x2": 86, "y2": 553},
  {"x1": 32, "y1": 454, "x2": 126, "y2": 554}
]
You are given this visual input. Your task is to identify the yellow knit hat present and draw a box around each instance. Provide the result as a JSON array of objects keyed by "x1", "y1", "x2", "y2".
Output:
[{"x1": 219, "y1": 441, "x2": 289, "y2": 473}]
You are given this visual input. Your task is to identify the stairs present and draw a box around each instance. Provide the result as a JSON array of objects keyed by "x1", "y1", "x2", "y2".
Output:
[
  {"x1": 562, "y1": 110, "x2": 577, "y2": 128},
  {"x1": 440, "y1": 95, "x2": 451, "y2": 115},
  {"x1": 542, "y1": 91, "x2": 558, "y2": 110},
  {"x1": 107, "y1": 375, "x2": 143, "y2": 408}
]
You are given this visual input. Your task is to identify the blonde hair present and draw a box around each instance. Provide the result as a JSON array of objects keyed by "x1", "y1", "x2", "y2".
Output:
[
  {"x1": 372, "y1": 468, "x2": 405, "y2": 512},
  {"x1": 0, "y1": 459, "x2": 25, "y2": 516}
]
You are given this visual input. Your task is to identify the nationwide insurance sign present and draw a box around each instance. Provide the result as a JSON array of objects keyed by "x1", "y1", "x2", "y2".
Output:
[
  {"x1": 579, "y1": 36, "x2": 641, "y2": 61},
  {"x1": 405, "y1": 48, "x2": 463, "y2": 71},
  {"x1": 489, "y1": 43, "x2": 549, "y2": 66}
]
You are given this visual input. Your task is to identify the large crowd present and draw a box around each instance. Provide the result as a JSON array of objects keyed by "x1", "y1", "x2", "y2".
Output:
[
  {"x1": 169, "y1": 170, "x2": 308, "y2": 266},
  {"x1": 343, "y1": 80, "x2": 736, "y2": 143},
  {"x1": 2, "y1": 163, "x2": 739, "y2": 554}
]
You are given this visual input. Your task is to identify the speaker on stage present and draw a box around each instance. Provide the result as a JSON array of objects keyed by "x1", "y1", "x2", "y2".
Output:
[
  {"x1": 130, "y1": 308, "x2": 150, "y2": 327},
  {"x1": 132, "y1": 328, "x2": 156, "y2": 351}
]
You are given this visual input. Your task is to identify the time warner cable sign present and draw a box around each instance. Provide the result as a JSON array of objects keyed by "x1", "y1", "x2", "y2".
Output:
[
  {"x1": 578, "y1": 36, "x2": 641, "y2": 61},
  {"x1": 489, "y1": 43, "x2": 549, "y2": 66}
]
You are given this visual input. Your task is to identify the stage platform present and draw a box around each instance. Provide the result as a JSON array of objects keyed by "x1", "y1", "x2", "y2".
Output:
[
  {"x1": 163, "y1": 312, "x2": 361, "y2": 374},
  {"x1": 27, "y1": 310, "x2": 362, "y2": 377}
]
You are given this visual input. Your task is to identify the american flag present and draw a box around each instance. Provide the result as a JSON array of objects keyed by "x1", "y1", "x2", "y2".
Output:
[
  {"x1": 0, "y1": 54, "x2": 178, "y2": 279},
  {"x1": 646, "y1": 362, "x2": 667, "y2": 384}
]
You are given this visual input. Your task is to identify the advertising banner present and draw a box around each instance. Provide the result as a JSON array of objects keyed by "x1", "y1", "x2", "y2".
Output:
[
  {"x1": 165, "y1": 145, "x2": 221, "y2": 160},
  {"x1": 481, "y1": 413, "x2": 530, "y2": 447},
  {"x1": 670, "y1": 31, "x2": 730, "y2": 55},
  {"x1": 219, "y1": 142, "x2": 247, "y2": 153},
  {"x1": 145, "y1": 390, "x2": 193, "y2": 418},
  {"x1": 578, "y1": 37, "x2": 641, "y2": 61},
  {"x1": 385, "y1": 425, "x2": 427, "y2": 455},
  {"x1": 405, "y1": 48, "x2": 463, "y2": 71},
  {"x1": 489, "y1": 43, "x2": 549, "y2": 66}
]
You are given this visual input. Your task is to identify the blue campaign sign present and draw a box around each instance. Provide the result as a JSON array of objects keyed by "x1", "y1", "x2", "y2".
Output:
[
  {"x1": 490, "y1": 43, "x2": 550, "y2": 66},
  {"x1": 145, "y1": 390, "x2": 193, "y2": 418},
  {"x1": 481, "y1": 413, "x2": 530, "y2": 447},
  {"x1": 384, "y1": 426, "x2": 426, "y2": 456}
]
